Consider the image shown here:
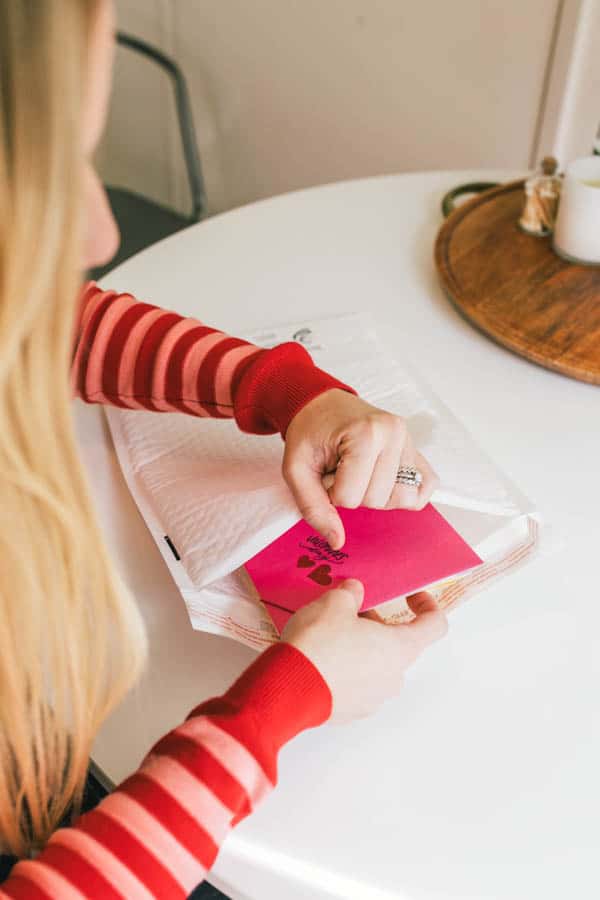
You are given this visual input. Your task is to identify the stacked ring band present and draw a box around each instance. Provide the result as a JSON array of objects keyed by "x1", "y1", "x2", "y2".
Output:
[{"x1": 396, "y1": 466, "x2": 423, "y2": 488}]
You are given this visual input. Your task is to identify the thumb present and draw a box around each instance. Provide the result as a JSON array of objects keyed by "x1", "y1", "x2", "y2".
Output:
[
  {"x1": 331, "y1": 578, "x2": 365, "y2": 613},
  {"x1": 283, "y1": 460, "x2": 345, "y2": 549}
]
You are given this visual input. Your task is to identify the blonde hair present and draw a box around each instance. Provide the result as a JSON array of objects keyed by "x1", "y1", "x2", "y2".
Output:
[{"x1": 0, "y1": 0, "x2": 147, "y2": 855}]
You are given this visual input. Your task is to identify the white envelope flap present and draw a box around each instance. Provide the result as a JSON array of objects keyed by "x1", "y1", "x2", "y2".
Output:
[{"x1": 106, "y1": 313, "x2": 536, "y2": 606}]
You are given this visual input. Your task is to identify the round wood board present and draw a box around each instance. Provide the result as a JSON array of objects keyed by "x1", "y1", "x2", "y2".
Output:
[{"x1": 434, "y1": 179, "x2": 600, "y2": 385}]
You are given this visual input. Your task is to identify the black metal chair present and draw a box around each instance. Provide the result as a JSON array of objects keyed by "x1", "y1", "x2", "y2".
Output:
[{"x1": 91, "y1": 31, "x2": 207, "y2": 281}]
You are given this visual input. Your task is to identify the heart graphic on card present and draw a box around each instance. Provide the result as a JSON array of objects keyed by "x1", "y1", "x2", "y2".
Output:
[
  {"x1": 307, "y1": 564, "x2": 332, "y2": 585},
  {"x1": 245, "y1": 505, "x2": 483, "y2": 633}
]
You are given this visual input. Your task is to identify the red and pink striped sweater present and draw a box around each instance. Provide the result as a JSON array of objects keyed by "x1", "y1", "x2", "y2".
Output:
[{"x1": 0, "y1": 283, "x2": 352, "y2": 899}]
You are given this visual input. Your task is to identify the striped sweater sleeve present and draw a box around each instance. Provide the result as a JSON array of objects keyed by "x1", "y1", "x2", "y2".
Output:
[
  {"x1": 72, "y1": 282, "x2": 355, "y2": 437},
  {"x1": 0, "y1": 644, "x2": 331, "y2": 899}
]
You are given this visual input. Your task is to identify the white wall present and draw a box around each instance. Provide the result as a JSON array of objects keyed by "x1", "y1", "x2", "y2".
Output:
[{"x1": 98, "y1": 0, "x2": 565, "y2": 216}]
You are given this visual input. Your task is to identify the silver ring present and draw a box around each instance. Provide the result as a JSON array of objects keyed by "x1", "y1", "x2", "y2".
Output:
[{"x1": 396, "y1": 466, "x2": 423, "y2": 488}]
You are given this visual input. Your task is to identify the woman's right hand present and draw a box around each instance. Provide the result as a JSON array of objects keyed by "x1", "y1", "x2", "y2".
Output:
[{"x1": 282, "y1": 579, "x2": 448, "y2": 722}]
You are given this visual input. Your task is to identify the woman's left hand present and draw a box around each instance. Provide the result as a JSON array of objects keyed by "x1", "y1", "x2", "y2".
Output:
[{"x1": 283, "y1": 389, "x2": 439, "y2": 550}]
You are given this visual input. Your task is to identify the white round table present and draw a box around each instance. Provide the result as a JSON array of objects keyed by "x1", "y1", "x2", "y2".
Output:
[{"x1": 76, "y1": 172, "x2": 600, "y2": 900}]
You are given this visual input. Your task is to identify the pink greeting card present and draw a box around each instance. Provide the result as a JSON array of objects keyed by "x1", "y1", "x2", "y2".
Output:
[{"x1": 245, "y1": 505, "x2": 482, "y2": 632}]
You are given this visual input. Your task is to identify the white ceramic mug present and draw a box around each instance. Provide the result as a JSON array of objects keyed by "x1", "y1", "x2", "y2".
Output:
[{"x1": 553, "y1": 156, "x2": 600, "y2": 265}]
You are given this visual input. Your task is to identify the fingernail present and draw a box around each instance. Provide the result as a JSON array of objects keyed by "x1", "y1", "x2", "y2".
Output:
[
  {"x1": 327, "y1": 530, "x2": 343, "y2": 549},
  {"x1": 340, "y1": 578, "x2": 365, "y2": 600},
  {"x1": 342, "y1": 578, "x2": 363, "y2": 591}
]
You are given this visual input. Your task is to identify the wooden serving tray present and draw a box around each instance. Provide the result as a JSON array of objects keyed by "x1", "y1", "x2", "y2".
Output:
[{"x1": 435, "y1": 179, "x2": 600, "y2": 385}]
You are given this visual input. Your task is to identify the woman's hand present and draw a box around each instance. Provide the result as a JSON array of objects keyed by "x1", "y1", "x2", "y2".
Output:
[
  {"x1": 283, "y1": 389, "x2": 439, "y2": 549},
  {"x1": 283, "y1": 580, "x2": 447, "y2": 722}
]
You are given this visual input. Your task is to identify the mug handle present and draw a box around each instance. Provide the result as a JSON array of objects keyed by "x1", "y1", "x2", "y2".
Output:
[{"x1": 441, "y1": 182, "x2": 499, "y2": 218}]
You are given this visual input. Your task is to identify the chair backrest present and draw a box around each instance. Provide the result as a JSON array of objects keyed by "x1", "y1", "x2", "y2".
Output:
[{"x1": 117, "y1": 31, "x2": 206, "y2": 222}]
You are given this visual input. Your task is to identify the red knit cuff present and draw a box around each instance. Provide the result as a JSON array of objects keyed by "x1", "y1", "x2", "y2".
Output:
[
  {"x1": 188, "y1": 643, "x2": 332, "y2": 754},
  {"x1": 233, "y1": 342, "x2": 356, "y2": 437}
]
